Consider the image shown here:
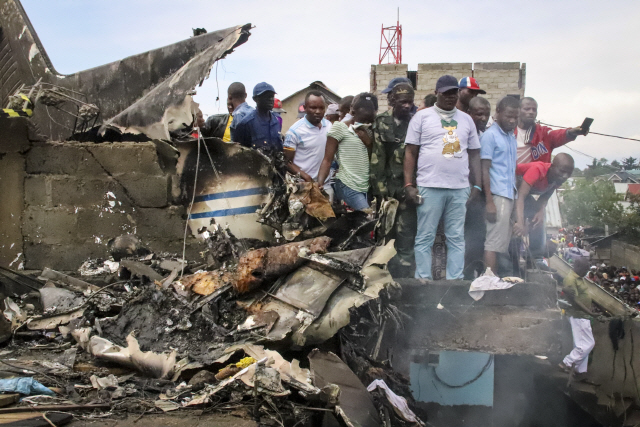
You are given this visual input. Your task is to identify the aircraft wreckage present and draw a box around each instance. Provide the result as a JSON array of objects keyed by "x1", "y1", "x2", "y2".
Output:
[{"x1": 3, "y1": 1, "x2": 640, "y2": 425}]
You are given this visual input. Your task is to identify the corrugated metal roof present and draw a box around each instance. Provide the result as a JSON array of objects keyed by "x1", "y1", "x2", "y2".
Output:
[
  {"x1": 628, "y1": 183, "x2": 640, "y2": 195},
  {"x1": 280, "y1": 81, "x2": 341, "y2": 103},
  {"x1": 545, "y1": 190, "x2": 563, "y2": 228}
]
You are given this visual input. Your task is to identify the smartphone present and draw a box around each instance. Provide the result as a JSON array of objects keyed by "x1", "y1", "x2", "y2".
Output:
[{"x1": 580, "y1": 117, "x2": 593, "y2": 135}]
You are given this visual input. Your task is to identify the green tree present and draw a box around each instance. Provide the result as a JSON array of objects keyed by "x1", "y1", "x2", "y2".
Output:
[
  {"x1": 622, "y1": 156, "x2": 638, "y2": 170},
  {"x1": 561, "y1": 180, "x2": 625, "y2": 228},
  {"x1": 611, "y1": 160, "x2": 622, "y2": 170},
  {"x1": 584, "y1": 157, "x2": 617, "y2": 180}
]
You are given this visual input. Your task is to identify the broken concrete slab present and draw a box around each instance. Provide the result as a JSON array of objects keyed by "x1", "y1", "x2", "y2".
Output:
[{"x1": 394, "y1": 278, "x2": 564, "y2": 357}]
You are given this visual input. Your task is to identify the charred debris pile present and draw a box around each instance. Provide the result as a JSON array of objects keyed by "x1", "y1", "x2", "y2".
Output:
[
  {"x1": 0, "y1": 5, "x2": 424, "y2": 423},
  {"x1": 0, "y1": 209, "x2": 423, "y2": 426}
]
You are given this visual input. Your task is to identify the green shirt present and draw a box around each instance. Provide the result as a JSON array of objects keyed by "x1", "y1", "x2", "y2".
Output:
[
  {"x1": 370, "y1": 110, "x2": 410, "y2": 199},
  {"x1": 329, "y1": 122, "x2": 370, "y2": 193},
  {"x1": 563, "y1": 270, "x2": 592, "y2": 318}
]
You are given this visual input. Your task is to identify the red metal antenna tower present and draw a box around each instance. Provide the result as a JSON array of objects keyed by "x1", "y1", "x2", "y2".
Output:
[{"x1": 379, "y1": 8, "x2": 402, "y2": 64}]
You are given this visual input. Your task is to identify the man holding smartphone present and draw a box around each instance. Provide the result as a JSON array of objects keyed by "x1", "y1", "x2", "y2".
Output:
[{"x1": 516, "y1": 97, "x2": 589, "y2": 164}]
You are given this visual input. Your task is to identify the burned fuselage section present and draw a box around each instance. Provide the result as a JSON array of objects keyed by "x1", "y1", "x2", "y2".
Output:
[{"x1": 0, "y1": 0, "x2": 251, "y2": 141}]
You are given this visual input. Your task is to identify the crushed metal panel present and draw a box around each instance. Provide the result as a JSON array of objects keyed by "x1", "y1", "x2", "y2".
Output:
[
  {"x1": 298, "y1": 259, "x2": 398, "y2": 346},
  {"x1": 309, "y1": 349, "x2": 382, "y2": 427},
  {"x1": 550, "y1": 255, "x2": 635, "y2": 317},
  {"x1": 260, "y1": 242, "x2": 398, "y2": 346},
  {"x1": 270, "y1": 247, "x2": 375, "y2": 316},
  {"x1": 0, "y1": 0, "x2": 251, "y2": 139},
  {"x1": 270, "y1": 264, "x2": 345, "y2": 316},
  {"x1": 102, "y1": 24, "x2": 250, "y2": 139}
]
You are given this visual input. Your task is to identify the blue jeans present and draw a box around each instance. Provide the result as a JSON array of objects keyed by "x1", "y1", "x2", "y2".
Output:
[
  {"x1": 415, "y1": 187, "x2": 469, "y2": 280},
  {"x1": 334, "y1": 179, "x2": 369, "y2": 211}
]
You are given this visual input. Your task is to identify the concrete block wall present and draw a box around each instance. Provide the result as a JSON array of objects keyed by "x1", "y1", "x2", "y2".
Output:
[
  {"x1": 4, "y1": 137, "x2": 203, "y2": 271},
  {"x1": 611, "y1": 240, "x2": 640, "y2": 270},
  {"x1": 370, "y1": 62, "x2": 526, "y2": 113},
  {"x1": 0, "y1": 119, "x2": 29, "y2": 269},
  {"x1": 473, "y1": 62, "x2": 526, "y2": 112},
  {"x1": 415, "y1": 63, "x2": 473, "y2": 109},
  {"x1": 371, "y1": 63, "x2": 409, "y2": 111}
]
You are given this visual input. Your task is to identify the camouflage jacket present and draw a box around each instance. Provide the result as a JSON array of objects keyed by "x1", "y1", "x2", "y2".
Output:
[{"x1": 370, "y1": 110, "x2": 411, "y2": 199}]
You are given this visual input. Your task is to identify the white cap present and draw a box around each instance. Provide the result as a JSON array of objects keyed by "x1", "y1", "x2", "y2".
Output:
[{"x1": 325, "y1": 103, "x2": 339, "y2": 116}]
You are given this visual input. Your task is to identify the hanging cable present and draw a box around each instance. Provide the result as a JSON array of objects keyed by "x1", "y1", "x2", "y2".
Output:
[
  {"x1": 539, "y1": 122, "x2": 640, "y2": 142},
  {"x1": 433, "y1": 354, "x2": 494, "y2": 388},
  {"x1": 181, "y1": 128, "x2": 201, "y2": 279}
]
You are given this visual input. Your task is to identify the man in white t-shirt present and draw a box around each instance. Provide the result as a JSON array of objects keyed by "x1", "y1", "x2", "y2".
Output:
[
  {"x1": 404, "y1": 75, "x2": 482, "y2": 280},
  {"x1": 283, "y1": 91, "x2": 332, "y2": 195}
]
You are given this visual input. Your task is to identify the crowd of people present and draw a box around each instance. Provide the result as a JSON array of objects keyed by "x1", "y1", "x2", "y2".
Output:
[{"x1": 199, "y1": 75, "x2": 590, "y2": 280}]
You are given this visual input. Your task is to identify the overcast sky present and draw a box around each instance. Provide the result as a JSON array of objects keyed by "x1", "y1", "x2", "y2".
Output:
[{"x1": 21, "y1": 0, "x2": 640, "y2": 169}]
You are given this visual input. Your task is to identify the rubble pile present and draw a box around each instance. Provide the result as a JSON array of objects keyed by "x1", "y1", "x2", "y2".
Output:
[{"x1": 0, "y1": 229, "x2": 425, "y2": 426}]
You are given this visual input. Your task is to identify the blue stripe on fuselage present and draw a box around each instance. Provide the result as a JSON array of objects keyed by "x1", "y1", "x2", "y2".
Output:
[
  {"x1": 189, "y1": 205, "x2": 262, "y2": 219},
  {"x1": 193, "y1": 187, "x2": 268, "y2": 203}
]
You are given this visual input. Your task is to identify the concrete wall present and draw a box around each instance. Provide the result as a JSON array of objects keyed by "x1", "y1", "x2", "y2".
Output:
[
  {"x1": 371, "y1": 63, "x2": 409, "y2": 111},
  {"x1": 371, "y1": 62, "x2": 526, "y2": 113},
  {"x1": 473, "y1": 62, "x2": 526, "y2": 112},
  {"x1": 414, "y1": 62, "x2": 473, "y2": 109},
  {"x1": 0, "y1": 119, "x2": 30, "y2": 269},
  {"x1": 611, "y1": 240, "x2": 640, "y2": 269},
  {"x1": 0, "y1": 120, "x2": 203, "y2": 271}
]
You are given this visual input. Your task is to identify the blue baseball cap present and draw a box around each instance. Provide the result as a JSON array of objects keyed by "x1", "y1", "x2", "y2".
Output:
[
  {"x1": 253, "y1": 82, "x2": 276, "y2": 97},
  {"x1": 435, "y1": 75, "x2": 459, "y2": 93},
  {"x1": 381, "y1": 77, "x2": 412, "y2": 94}
]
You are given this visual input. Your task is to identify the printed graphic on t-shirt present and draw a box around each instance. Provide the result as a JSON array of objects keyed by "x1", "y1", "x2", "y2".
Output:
[
  {"x1": 530, "y1": 143, "x2": 548, "y2": 161},
  {"x1": 442, "y1": 124, "x2": 462, "y2": 159},
  {"x1": 517, "y1": 142, "x2": 549, "y2": 164}
]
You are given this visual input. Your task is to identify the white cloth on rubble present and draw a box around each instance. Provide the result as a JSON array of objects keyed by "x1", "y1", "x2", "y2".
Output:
[
  {"x1": 468, "y1": 268, "x2": 524, "y2": 301},
  {"x1": 562, "y1": 317, "x2": 595, "y2": 374},
  {"x1": 366, "y1": 379, "x2": 424, "y2": 425}
]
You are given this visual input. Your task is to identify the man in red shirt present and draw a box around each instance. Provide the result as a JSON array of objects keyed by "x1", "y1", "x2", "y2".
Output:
[
  {"x1": 513, "y1": 154, "x2": 574, "y2": 237},
  {"x1": 516, "y1": 98, "x2": 588, "y2": 164}
]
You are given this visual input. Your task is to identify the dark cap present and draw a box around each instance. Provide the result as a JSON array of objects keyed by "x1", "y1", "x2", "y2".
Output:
[
  {"x1": 381, "y1": 77, "x2": 412, "y2": 94},
  {"x1": 435, "y1": 75, "x2": 459, "y2": 93},
  {"x1": 253, "y1": 82, "x2": 276, "y2": 97}
]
